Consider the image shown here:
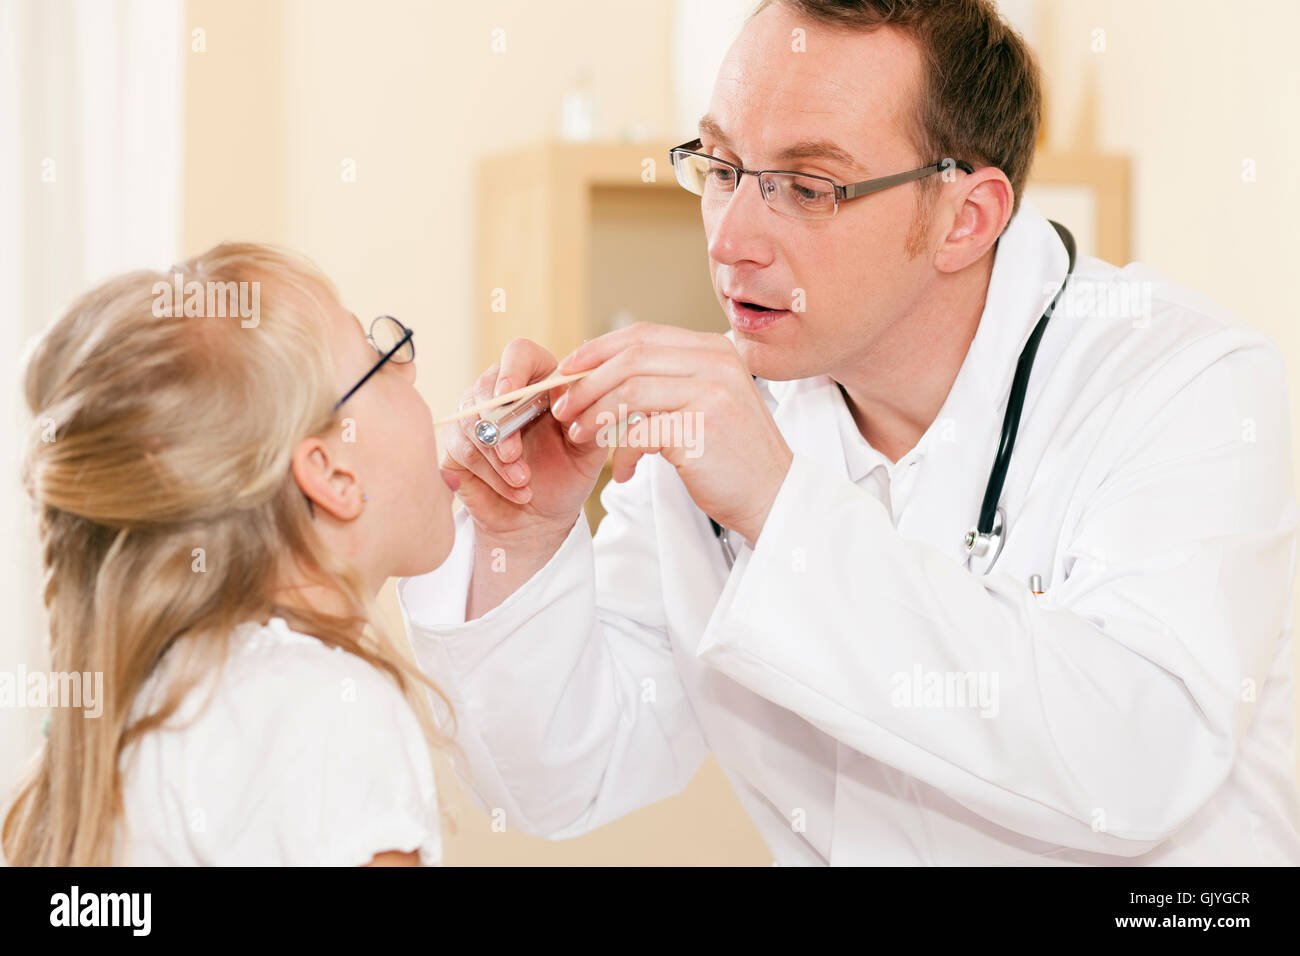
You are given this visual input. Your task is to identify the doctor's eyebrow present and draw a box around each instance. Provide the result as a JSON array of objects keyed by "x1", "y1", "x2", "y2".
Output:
[
  {"x1": 697, "y1": 115, "x2": 862, "y2": 173},
  {"x1": 698, "y1": 115, "x2": 731, "y2": 146},
  {"x1": 777, "y1": 140, "x2": 861, "y2": 173}
]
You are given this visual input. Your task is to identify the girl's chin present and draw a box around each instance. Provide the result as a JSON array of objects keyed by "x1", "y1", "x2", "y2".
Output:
[{"x1": 403, "y1": 521, "x2": 456, "y2": 577}]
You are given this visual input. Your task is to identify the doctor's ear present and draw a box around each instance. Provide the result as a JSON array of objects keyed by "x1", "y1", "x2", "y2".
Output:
[
  {"x1": 291, "y1": 438, "x2": 364, "y2": 521},
  {"x1": 931, "y1": 168, "x2": 1014, "y2": 274}
]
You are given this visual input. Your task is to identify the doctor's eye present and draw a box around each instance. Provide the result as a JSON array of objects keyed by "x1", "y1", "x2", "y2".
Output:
[
  {"x1": 783, "y1": 175, "x2": 835, "y2": 210},
  {"x1": 706, "y1": 162, "x2": 737, "y2": 188}
]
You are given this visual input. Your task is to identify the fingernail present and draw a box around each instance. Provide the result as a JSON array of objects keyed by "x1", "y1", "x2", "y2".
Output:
[
  {"x1": 569, "y1": 421, "x2": 583, "y2": 442},
  {"x1": 440, "y1": 468, "x2": 460, "y2": 492},
  {"x1": 494, "y1": 377, "x2": 511, "y2": 398},
  {"x1": 506, "y1": 463, "x2": 527, "y2": 485},
  {"x1": 552, "y1": 394, "x2": 568, "y2": 418}
]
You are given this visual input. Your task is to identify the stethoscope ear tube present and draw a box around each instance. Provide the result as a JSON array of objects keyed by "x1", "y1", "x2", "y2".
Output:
[{"x1": 972, "y1": 221, "x2": 1077, "y2": 543}]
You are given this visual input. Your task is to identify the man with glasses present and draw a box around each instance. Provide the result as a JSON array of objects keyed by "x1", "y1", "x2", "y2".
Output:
[{"x1": 400, "y1": 0, "x2": 1300, "y2": 865}]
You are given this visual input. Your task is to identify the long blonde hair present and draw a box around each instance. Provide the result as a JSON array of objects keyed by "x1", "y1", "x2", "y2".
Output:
[{"x1": 3, "y1": 243, "x2": 456, "y2": 865}]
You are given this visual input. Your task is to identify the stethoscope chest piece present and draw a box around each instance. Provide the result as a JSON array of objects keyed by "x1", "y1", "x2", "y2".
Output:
[{"x1": 963, "y1": 506, "x2": 1006, "y2": 574}]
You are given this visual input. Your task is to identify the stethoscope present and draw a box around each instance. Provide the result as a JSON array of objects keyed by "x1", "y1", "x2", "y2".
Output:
[{"x1": 708, "y1": 220, "x2": 1077, "y2": 576}]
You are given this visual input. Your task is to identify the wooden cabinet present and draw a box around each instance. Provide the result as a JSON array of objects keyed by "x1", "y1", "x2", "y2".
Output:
[
  {"x1": 477, "y1": 141, "x2": 725, "y2": 528},
  {"x1": 477, "y1": 141, "x2": 724, "y2": 370}
]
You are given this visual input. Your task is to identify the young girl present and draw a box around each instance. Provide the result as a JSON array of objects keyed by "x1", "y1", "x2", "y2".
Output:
[{"x1": 2, "y1": 243, "x2": 458, "y2": 865}]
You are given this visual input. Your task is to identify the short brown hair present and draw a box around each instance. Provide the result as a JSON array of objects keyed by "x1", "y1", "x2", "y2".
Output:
[{"x1": 755, "y1": 0, "x2": 1042, "y2": 227}]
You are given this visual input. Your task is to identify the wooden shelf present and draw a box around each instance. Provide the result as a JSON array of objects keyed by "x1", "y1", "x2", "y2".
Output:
[
  {"x1": 477, "y1": 141, "x2": 721, "y2": 530},
  {"x1": 476, "y1": 141, "x2": 723, "y2": 373},
  {"x1": 1027, "y1": 151, "x2": 1131, "y2": 264}
]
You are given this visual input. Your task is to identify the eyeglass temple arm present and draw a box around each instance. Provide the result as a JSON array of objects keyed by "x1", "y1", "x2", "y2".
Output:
[
  {"x1": 669, "y1": 138, "x2": 704, "y2": 158},
  {"x1": 332, "y1": 328, "x2": 414, "y2": 411},
  {"x1": 840, "y1": 159, "x2": 974, "y2": 199}
]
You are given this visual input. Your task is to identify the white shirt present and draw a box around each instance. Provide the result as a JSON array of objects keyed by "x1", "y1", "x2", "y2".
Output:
[
  {"x1": 398, "y1": 197, "x2": 1300, "y2": 865},
  {"x1": 116, "y1": 617, "x2": 441, "y2": 866}
]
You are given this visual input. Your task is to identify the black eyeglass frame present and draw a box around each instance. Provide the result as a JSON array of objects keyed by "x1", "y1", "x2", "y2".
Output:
[
  {"x1": 668, "y1": 138, "x2": 974, "y2": 217},
  {"x1": 334, "y1": 314, "x2": 415, "y2": 411},
  {"x1": 304, "y1": 315, "x2": 414, "y2": 519}
]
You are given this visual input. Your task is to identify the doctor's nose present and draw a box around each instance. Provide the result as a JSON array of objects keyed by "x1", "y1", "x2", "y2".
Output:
[{"x1": 706, "y1": 174, "x2": 777, "y2": 270}]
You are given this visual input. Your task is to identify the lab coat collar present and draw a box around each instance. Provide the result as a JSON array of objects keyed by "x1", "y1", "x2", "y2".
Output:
[
  {"x1": 755, "y1": 196, "x2": 1070, "y2": 477},
  {"x1": 953, "y1": 195, "x2": 1072, "y2": 432}
]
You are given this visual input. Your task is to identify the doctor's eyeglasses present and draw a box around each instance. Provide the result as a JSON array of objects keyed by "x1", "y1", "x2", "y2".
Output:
[
  {"x1": 334, "y1": 314, "x2": 415, "y2": 411},
  {"x1": 669, "y1": 138, "x2": 974, "y2": 221}
]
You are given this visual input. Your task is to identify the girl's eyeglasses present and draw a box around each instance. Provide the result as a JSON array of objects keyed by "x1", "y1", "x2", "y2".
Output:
[
  {"x1": 334, "y1": 314, "x2": 415, "y2": 410},
  {"x1": 303, "y1": 315, "x2": 414, "y2": 519}
]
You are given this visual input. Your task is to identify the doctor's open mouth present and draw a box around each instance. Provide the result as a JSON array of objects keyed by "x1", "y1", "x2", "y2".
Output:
[{"x1": 727, "y1": 296, "x2": 792, "y2": 332}]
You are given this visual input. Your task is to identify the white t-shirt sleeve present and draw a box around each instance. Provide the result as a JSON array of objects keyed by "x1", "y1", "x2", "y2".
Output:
[
  {"x1": 119, "y1": 619, "x2": 443, "y2": 866},
  {"x1": 258, "y1": 644, "x2": 443, "y2": 867}
]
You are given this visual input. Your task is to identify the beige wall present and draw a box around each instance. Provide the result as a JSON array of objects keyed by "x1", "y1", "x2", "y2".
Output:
[{"x1": 175, "y1": 0, "x2": 1300, "y2": 864}]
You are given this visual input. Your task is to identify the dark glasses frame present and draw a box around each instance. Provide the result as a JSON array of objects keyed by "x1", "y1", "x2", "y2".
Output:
[
  {"x1": 334, "y1": 314, "x2": 415, "y2": 411},
  {"x1": 304, "y1": 314, "x2": 415, "y2": 519}
]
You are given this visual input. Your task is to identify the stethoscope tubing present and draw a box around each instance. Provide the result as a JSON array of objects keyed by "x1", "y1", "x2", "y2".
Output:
[{"x1": 976, "y1": 220, "x2": 1077, "y2": 537}]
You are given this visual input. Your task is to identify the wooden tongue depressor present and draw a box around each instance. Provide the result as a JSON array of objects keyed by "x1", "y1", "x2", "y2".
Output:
[{"x1": 433, "y1": 368, "x2": 594, "y2": 427}]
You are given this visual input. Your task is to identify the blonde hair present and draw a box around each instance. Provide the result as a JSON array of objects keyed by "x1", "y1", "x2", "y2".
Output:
[{"x1": 3, "y1": 243, "x2": 457, "y2": 865}]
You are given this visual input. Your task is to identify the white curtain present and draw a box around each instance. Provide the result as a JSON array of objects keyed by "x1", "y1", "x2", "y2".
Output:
[{"x1": 0, "y1": 0, "x2": 182, "y2": 818}]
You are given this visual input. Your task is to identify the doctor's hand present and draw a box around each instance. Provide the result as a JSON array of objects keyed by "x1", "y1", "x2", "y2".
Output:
[
  {"x1": 440, "y1": 339, "x2": 607, "y2": 549},
  {"x1": 553, "y1": 322, "x2": 793, "y2": 546}
]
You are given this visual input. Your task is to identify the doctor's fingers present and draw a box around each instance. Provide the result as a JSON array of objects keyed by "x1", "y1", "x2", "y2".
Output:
[
  {"x1": 445, "y1": 463, "x2": 530, "y2": 515},
  {"x1": 552, "y1": 344, "x2": 716, "y2": 427},
  {"x1": 443, "y1": 366, "x2": 528, "y2": 484},
  {"x1": 558, "y1": 321, "x2": 731, "y2": 376},
  {"x1": 607, "y1": 410, "x2": 703, "y2": 481},
  {"x1": 491, "y1": 339, "x2": 560, "y2": 464},
  {"x1": 440, "y1": 421, "x2": 533, "y2": 504},
  {"x1": 460, "y1": 359, "x2": 532, "y2": 468},
  {"x1": 495, "y1": 338, "x2": 559, "y2": 397},
  {"x1": 458, "y1": 362, "x2": 520, "y2": 466},
  {"x1": 563, "y1": 375, "x2": 701, "y2": 444},
  {"x1": 610, "y1": 442, "x2": 650, "y2": 483}
]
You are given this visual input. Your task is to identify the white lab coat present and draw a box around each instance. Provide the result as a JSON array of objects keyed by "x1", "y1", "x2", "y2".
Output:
[{"x1": 398, "y1": 197, "x2": 1300, "y2": 864}]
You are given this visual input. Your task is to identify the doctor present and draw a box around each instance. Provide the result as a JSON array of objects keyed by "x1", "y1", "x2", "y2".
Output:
[{"x1": 400, "y1": 0, "x2": 1300, "y2": 864}]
